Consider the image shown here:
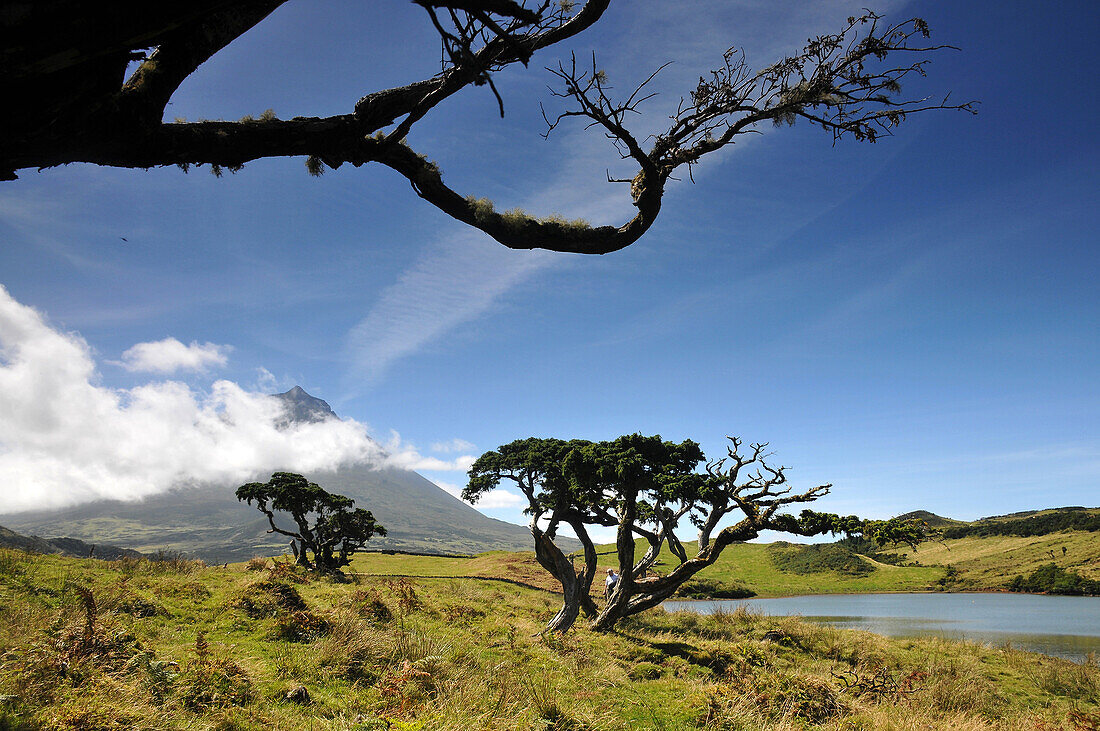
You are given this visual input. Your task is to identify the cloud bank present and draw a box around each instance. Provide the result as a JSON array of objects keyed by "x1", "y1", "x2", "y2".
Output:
[
  {"x1": 117, "y1": 337, "x2": 231, "y2": 373},
  {"x1": 0, "y1": 286, "x2": 472, "y2": 514}
]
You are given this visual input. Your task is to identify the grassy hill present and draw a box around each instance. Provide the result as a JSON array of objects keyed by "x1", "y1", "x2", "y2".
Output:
[
  {"x1": 1, "y1": 548, "x2": 1098, "y2": 730},
  {"x1": 906, "y1": 531, "x2": 1100, "y2": 587},
  {"x1": 670, "y1": 507, "x2": 1100, "y2": 597},
  {"x1": 0, "y1": 525, "x2": 145, "y2": 561}
]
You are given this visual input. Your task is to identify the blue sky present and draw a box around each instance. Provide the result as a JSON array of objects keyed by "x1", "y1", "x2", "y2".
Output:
[{"x1": 1, "y1": 0, "x2": 1097, "y2": 535}]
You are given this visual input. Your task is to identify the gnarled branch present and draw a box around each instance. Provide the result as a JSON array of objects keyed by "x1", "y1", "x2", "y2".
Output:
[{"x1": 1, "y1": 4, "x2": 971, "y2": 256}]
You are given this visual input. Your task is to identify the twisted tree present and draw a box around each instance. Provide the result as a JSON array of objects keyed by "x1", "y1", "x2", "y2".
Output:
[
  {"x1": 2, "y1": 2, "x2": 972, "y2": 254},
  {"x1": 466, "y1": 434, "x2": 926, "y2": 632},
  {"x1": 236, "y1": 471, "x2": 385, "y2": 573}
]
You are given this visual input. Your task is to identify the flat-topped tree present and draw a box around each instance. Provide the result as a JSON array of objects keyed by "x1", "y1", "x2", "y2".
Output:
[
  {"x1": 236, "y1": 472, "x2": 385, "y2": 573},
  {"x1": 2, "y1": 4, "x2": 973, "y2": 254},
  {"x1": 465, "y1": 437, "x2": 603, "y2": 632},
  {"x1": 466, "y1": 435, "x2": 927, "y2": 633}
]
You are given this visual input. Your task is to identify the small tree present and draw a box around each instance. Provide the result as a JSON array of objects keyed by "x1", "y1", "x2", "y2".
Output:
[
  {"x1": 466, "y1": 435, "x2": 925, "y2": 632},
  {"x1": 236, "y1": 472, "x2": 385, "y2": 574}
]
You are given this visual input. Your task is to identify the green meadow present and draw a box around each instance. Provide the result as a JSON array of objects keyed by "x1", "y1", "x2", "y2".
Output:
[{"x1": 3, "y1": 545, "x2": 1099, "y2": 730}]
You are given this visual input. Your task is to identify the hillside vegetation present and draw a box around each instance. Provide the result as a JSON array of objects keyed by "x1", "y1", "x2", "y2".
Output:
[
  {"x1": 905, "y1": 531, "x2": 1100, "y2": 589},
  {"x1": 1, "y1": 548, "x2": 1098, "y2": 730},
  {"x1": 941, "y1": 507, "x2": 1100, "y2": 539},
  {"x1": 670, "y1": 507, "x2": 1100, "y2": 597}
]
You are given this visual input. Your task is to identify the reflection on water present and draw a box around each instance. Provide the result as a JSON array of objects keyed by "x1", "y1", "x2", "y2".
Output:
[{"x1": 663, "y1": 593, "x2": 1100, "y2": 663}]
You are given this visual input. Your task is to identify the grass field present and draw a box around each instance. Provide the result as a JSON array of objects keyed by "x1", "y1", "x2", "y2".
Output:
[
  {"x1": 353, "y1": 528, "x2": 1100, "y2": 598},
  {"x1": 1, "y1": 547, "x2": 1098, "y2": 730},
  {"x1": 904, "y1": 530, "x2": 1100, "y2": 587},
  {"x1": 649, "y1": 542, "x2": 946, "y2": 597},
  {"x1": 352, "y1": 544, "x2": 946, "y2": 598}
]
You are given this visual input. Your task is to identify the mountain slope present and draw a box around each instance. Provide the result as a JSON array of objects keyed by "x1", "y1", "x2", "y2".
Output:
[
  {"x1": 0, "y1": 465, "x2": 535, "y2": 563},
  {"x1": 0, "y1": 524, "x2": 144, "y2": 560},
  {"x1": 0, "y1": 387, "x2": 535, "y2": 562}
]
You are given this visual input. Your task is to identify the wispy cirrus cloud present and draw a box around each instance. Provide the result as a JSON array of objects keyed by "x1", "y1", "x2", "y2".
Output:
[
  {"x1": 342, "y1": 1, "x2": 914, "y2": 387},
  {"x1": 344, "y1": 115, "x2": 645, "y2": 386},
  {"x1": 345, "y1": 231, "x2": 555, "y2": 385},
  {"x1": 431, "y1": 438, "x2": 476, "y2": 454}
]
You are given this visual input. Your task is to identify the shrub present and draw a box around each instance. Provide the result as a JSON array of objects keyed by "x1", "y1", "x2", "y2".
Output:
[
  {"x1": 177, "y1": 657, "x2": 255, "y2": 711},
  {"x1": 711, "y1": 668, "x2": 848, "y2": 725},
  {"x1": 347, "y1": 588, "x2": 393, "y2": 622},
  {"x1": 1009, "y1": 563, "x2": 1100, "y2": 596},
  {"x1": 272, "y1": 610, "x2": 329, "y2": 643},
  {"x1": 385, "y1": 579, "x2": 423, "y2": 614},
  {"x1": 236, "y1": 580, "x2": 308, "y2": 618},
  {"x1": 675, "y1": 578, "x2": 755, "y2": 599},
  {"x1": 627, "y1": 662, "x2": 663, "y2": 681},
  {"x1": 768, "y1": 543, "x2": 875, "y2": 576},
  {"x1": 176, "y1": 632, "x2": 254, "y2": 711},
  {"x1": 111, "y1": 592, "x2": 164, "y2": 618}
]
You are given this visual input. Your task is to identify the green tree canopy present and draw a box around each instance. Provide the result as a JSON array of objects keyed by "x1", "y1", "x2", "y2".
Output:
[
  {"x1": 236, "y1": 472, "x2": 385, "y2": 574},
  {"x1": 467, "y1": 434, "x2": 927, "y2": 632}
]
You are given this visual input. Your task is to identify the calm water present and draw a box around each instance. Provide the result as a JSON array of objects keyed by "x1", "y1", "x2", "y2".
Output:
[{"x1": 663, "y1": 593, "x2": 1100, "y2": 662}]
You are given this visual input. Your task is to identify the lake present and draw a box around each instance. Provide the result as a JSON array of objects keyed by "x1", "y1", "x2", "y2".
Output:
[{"x1": 663, "y1": 593, "x2": 1100, "y2": 663}]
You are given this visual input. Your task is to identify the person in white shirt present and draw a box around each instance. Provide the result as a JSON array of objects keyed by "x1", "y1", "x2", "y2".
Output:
[{"x1": 604, "y1": 568, "x2": 619, "y2": 600}]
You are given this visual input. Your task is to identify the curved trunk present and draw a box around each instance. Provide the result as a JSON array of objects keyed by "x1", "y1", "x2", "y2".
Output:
[
  {"x1": 531, "y1": 524, "x2": 586, "y2": 633},
  {"x1": 568, "y1": 518, "x2": 600, "y2": 618},
  {"x1": 592, "y1": 493, "x2": 638, "y2": 630},
  {"x1": 591, "y1": 519, "x2": 761, "y2": 632}
]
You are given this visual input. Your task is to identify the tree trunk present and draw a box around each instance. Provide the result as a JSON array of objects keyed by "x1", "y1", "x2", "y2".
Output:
[
  {"x1": 592, "y1": 492, "x2": 638, "y2": 630},
  {"x1": 591, "y1": 520, "x2": 761, "y2": 632},
  {"x1": 531, "y1": 524, "x2": 587, "y2": 633},
  {"x1": 568, "y1": 518, "x2": 600, "y2": 618}
]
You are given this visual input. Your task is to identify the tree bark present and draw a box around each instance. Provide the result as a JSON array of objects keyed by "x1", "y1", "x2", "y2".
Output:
[{"x1": 531, "y1": 523, "x2": 587, "y2": 633}]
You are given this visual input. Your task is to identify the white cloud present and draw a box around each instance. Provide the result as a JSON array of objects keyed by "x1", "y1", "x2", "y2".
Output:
[
  {"x1": 0, "y1": 285, "x2": 385, "y2": 513},
  {"x1": 435, "y1": 479, "x2": 525, "y2": 510},
  {"x1": 431, "y1": 438, "x2": 476, "y2": 454},
  {"x1": 556, "y1": 522, "x2": 617, "y2": 545},
  {"x1": 380, "y1": 432, "x2": 476, "y2": 472},
  {"x1": 117, "y1": 337, "x2": 230, "y2": 374},
  {"x1": 254, "y1": 367, "x2": 279, "y2": 392}
]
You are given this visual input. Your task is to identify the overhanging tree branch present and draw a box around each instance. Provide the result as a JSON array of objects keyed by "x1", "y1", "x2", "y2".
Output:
[{"x1": 1, "y1": 4, "x2": 972, "y2": 255}]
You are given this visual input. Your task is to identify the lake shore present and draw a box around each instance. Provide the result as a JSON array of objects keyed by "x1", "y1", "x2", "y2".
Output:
[{"x1": 664, "y1": 592, "x2": 1100, "y2": 663}]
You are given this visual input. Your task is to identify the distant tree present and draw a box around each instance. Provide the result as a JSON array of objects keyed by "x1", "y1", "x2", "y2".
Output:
[
  {"x1": 2, "y1": 3, "x2": 973, "y2": 254},
  {"x1": 236, "y1": 472, "x2": 385, "y2": 574},
  {"x1": 466, "y1": 434, "x2": 926, "y2": 632}
]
